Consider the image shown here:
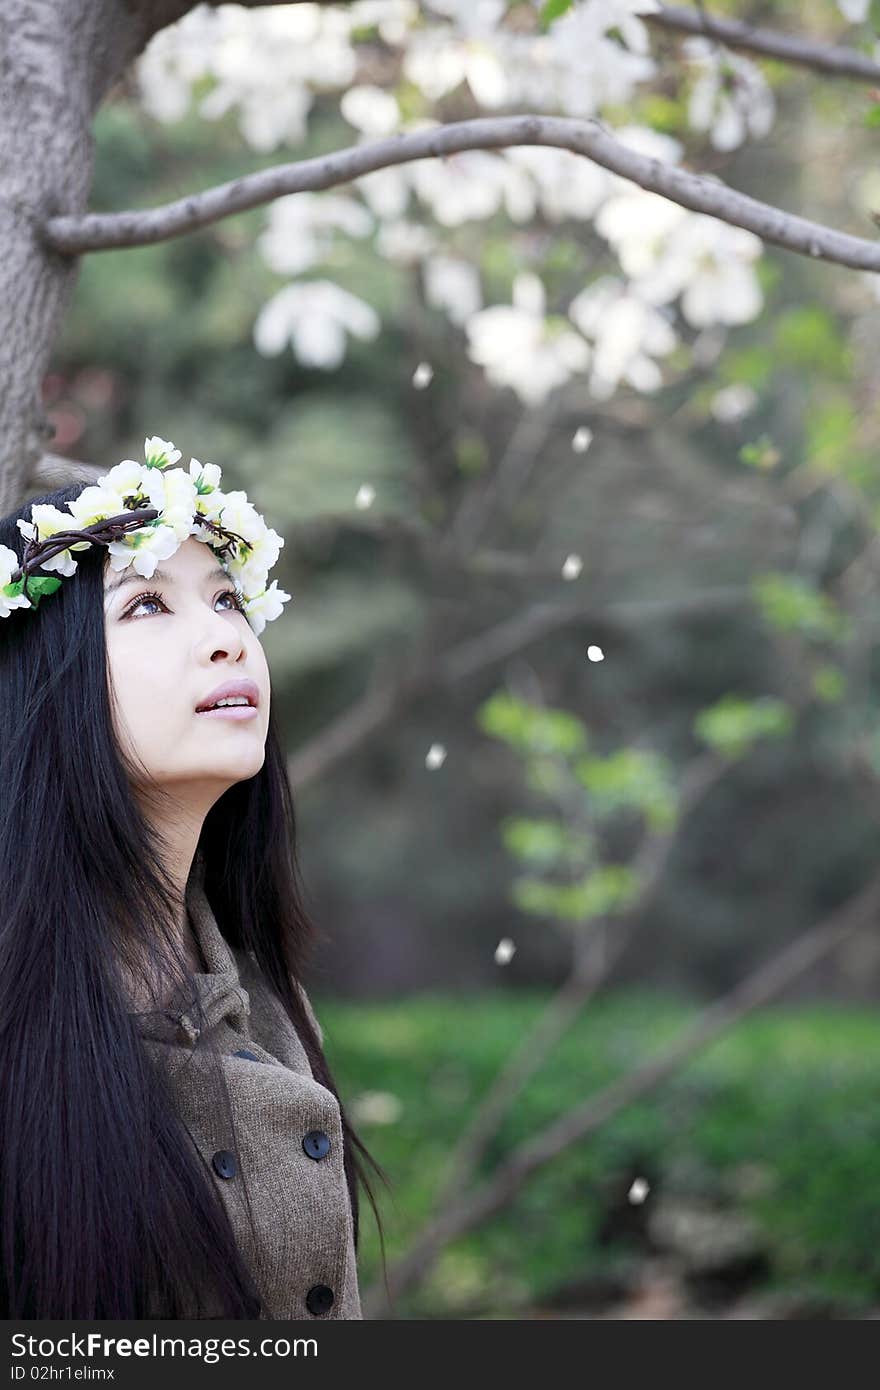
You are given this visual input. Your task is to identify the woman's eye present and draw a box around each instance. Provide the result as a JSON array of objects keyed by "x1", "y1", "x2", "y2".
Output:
[
  {"x1": 218, "y1": 589, "x2": 247, "y2": 613},
  {"x1": 125, "y1": 589, "x2": 245, "y2": 619},
  {"x1": 126, "y1": 592, "x2": 165, "y2": 618}
]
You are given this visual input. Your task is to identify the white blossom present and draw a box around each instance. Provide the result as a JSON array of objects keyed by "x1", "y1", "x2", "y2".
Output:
[
  {"x1": 136, "y1": 4, "x2": 359, "y2": 151},
  {"x1": 683, "y1": 37, "x2": 776, "y2": 151},
  {"x1": 253, "y1": 280, "x2": 381, "y2": 369},
  {"x1": 630, "y1": 214, "x2": 765, "y2": 327},
  {"x1": 133, "y1": 6, "x2": 218, "y2": 122},
  {"x1": 503, "y1": 146, "x2": 611, "y2": 223},
  {"x1": 580, "y1": 0, "x2": 662, "y2": 56},
  {"x1": 348, "y1": 0, "x2": 420, "y2": 45},
  {"x1": 402, "y1": 0, "x2": 509, "y2": 106},
  {"x1": 243, "y1": 578, "x2": 292, "y2": 637},
  {"x1": 355, "y1": 163, "x2": 413, "y2": 221},
  {"x1": 409, "y1": 145, "x2": 536, "y2": 226},
  {"x1": 339, "y1": 84, "x2": 402, "y2": 136},
  {"x1": 375, "y1": 218, "x2": 437, "y2": 264},
  {"x1": 710, "y1": 382, "x2": 758, "y2": 423},
  {"x1": 545, "y1": 3, "x2": 659, "y2": 118},
  {"x1": 0, "y1": 544, "x2": 34, "y2": 616},
  {"x1": 837, "y1": 0, "x2": 870, "y2": 21},
  {"x1": 423, "y1": 255, "x2": 483, "y2": 324},
  {"x1": 568, "y1": 276, "x2": 677, "y2": 398},
  {"x1": 257, "y1": 192, "x2": 374, "y2": 277},
  {"x1": 466, "y1": 272, "x2": 591, "y2": 406},
  {"x1": 16, "y1": 505, "x2": 90, "y2": 577}
]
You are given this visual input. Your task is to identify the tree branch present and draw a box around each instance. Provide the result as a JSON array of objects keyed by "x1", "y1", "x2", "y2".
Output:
[
  {"x1": 40, "y1": 115, "x2": 880, "y2": 272},
  {"x1": 27, "y1": 452, "x2": 104, "y2": 492},
  {"x1": 646, "y1": 3, "x2": 880, "y2": 84}
]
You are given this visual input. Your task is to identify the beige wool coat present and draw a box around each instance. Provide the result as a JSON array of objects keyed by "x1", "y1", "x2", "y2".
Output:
[{"x1": 132, "y1": 854, "x2": 362, "y2": 1320}]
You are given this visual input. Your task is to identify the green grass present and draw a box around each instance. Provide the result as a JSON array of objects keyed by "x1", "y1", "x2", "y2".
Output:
[{"x1": 314, "y1": 988, "x2": 880, "y2": 1316}]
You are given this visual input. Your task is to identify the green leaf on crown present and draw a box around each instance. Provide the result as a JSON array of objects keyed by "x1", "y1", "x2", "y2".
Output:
[{"x1": 4, "y1": 574, "x2": 63, "y2": 606}]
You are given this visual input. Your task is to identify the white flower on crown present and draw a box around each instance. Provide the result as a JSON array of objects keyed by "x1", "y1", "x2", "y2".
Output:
[
  {"x1": 65, "y1": 454, "x2": 195, "y2": 578},
  {"x1": 67, "y1": 460, "x2": 149, "y2": 532},
  {"x1": 189, "y1": 456, "x2": 223, "y2": 495},
  {"x1": 17, "y1": 505, "x2": 93, "y2": 577},
  {"x1": 210, "y1": 489, "x2": 264, "y2": 556},
  {"x1": 106, "y1": 522, "x2": 182, "y2": 578},
  {"x1": 0, "y1": 543, "x2": 33, "y2": 616},
  {"x1": 238, "y1": 532, "x2": 284, "y2": 596},
  {"x1": 141, "y1": 464, "x2": 199, "y2": 542},
  {"x1": 243, "y1": 578, "x2": 291, "y2": 636},
  {"x1": 144, "y1": 435, "x2": 182, "y2": 468}
]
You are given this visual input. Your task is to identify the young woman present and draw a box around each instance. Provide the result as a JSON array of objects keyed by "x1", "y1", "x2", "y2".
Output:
[{"x1": 0, "y1": 454, "x2": 389, "y2": 1320}]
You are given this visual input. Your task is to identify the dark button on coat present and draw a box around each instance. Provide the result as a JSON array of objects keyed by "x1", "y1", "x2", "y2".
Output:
[{"x1": 130, "y1": 854, "x2": 362, "y2": 1320}]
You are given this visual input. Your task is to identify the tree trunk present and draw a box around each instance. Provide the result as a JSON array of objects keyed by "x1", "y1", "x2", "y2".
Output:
[{"x1": 0, "y1": 0, "x2": 212, "y2": 513}]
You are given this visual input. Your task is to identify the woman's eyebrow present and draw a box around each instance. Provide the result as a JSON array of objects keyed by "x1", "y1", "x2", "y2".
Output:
[{"x1": 106, "y1": 563, "x2": 229, "y2": 596}]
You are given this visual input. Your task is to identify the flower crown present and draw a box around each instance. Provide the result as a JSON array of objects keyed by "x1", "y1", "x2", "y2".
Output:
[{"x1": 0, "y1": 436, "x2": 291, "y2": 636}]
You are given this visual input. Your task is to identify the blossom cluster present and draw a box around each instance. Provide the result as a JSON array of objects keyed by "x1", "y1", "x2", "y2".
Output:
[{"x1": 134, "y1": 1, "x2": 780, "y2": 407}]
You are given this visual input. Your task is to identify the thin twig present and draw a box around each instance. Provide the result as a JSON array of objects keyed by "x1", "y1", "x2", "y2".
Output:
[{"x1": 646, "y1": 3, "x2": 880, "y2": 84}]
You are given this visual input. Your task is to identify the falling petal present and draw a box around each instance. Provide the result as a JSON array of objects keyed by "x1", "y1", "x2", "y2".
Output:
[
  {"x1": 425, "y1": 743, "x2": 447, "y2": 769},
  {"x1": 562, "y1": 554, "x2": 583, "y2": 580},
  {"x1": 355, "y1": 483, "x2": 376, "y2": 509},
  {"x1": 628, "y1": 1176, "x2": 650, "y2": 1204}
]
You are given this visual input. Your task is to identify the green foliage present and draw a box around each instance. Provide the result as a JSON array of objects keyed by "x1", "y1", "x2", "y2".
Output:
[
  {"x1": 633, "y1": 93, "x2": 687, "y2": 136},
  {"x1": 572, "y1": 747, "x2": 678, "y2": 831},
  {"x1": 500, "y1": 815, "x2": 595, "y2": 869},
  {"x1": 719, "y1": 345, "x2": 776, "y2": 391},
  {"x1": 751, "y1": 572, "x2": 852, "y2": 643},
  {"x1": 811, "y1": 664, "x2": 847, "y2": 704},
  {"x1": 512, "y1": 863, "x2": 640, "y2": 920},
  {"x1": 802, "y1": 392, "x2": 877, "y2": 491},
  {"x1": 738, "y1": 434, "x2": 781, "y2": 470},
  {"x1": 454, "y1": 431, "x2": 490, "y2": 476},
  {"x1": 538, "y1": 0, "x2": 575, "y2": 30},
  {"x1": 1, "y1": 575, "x2": 62, "y2": 607},
  {"x1": 480, "y1": 694, "x2": 677, "y2": 930},
  {"x1": 523, "y1": 756, "x2": 572, "y2": 798},
  {"x1": 325, "y1": 991, "x2": 880, "y2": 1315},
  {"x1": 476, "y1": 691, "x2": 589, "y2": 757},
  {"x1": 772, "y1": 306, "x2": 852, "y2": 378},
  {"x1": 693, "y1": 692, "x2": 794, "y2": 760}
]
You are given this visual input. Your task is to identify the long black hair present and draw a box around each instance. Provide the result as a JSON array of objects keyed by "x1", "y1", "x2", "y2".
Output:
[{"x1": 0, "y1": 480, "x2": 390, "y2": 1318}]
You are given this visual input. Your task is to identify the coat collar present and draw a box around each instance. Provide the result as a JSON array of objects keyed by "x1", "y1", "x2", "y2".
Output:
[{"x1": 132, "y1": 849, "x2": 251, "y2": 1046}]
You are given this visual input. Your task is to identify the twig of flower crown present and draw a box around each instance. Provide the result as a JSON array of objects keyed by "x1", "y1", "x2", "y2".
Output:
[{"x1": 8, "y1": 509, "x2": 248, "y2": 599}]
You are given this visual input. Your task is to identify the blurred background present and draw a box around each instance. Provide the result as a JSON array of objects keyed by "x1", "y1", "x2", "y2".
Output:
[{"x1": 26, "y1": 0, "x2": 880, "y2": 1318}]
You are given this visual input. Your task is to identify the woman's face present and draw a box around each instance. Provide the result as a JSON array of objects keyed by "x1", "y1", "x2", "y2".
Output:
[{"x1": 103, "y1": 537, "x2": 271, "y2": 802}]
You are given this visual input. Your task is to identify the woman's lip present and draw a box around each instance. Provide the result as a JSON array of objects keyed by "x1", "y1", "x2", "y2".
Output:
[{"x1": 195, "y1": 705, "x2": 259, "y2": 721}]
